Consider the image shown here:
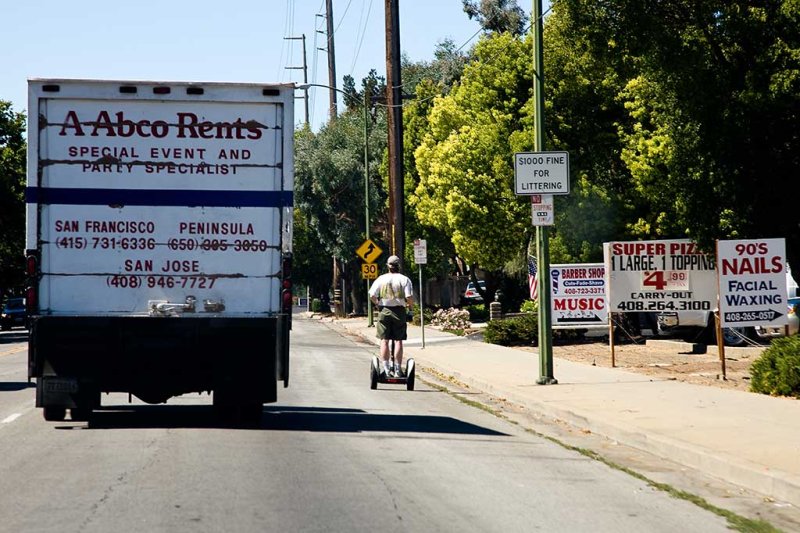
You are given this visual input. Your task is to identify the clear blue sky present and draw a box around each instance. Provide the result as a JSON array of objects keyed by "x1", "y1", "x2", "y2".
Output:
[{"x1": 2, "y1": 0, "x2": 533, "y2": 132}]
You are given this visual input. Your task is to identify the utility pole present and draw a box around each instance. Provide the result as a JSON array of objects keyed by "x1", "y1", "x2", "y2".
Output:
[
  {"x1": 385, "y1": 0, "x2": 404, "y2": 261},
  {"x1": 284, "y1": 35, "x2": 309, "y2": 125},
  {"x1": 324, "y1": 0, "x2": 338, "y2": 121},
  {"x1": 316, "y1": 1, "x2": 340, "y2": 312}
]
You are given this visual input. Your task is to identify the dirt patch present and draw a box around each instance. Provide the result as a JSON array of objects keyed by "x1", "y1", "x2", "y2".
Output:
[{"x1": 511, "y1": 336, "x2": 765, "y2": 392}]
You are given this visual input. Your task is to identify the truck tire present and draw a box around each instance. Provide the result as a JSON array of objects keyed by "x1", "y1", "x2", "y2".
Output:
[
  {"x1": 70, "y1": 408, "x2": 92, "y2": 422},
  {"x1": 43, "y1": 407, "x2": 66, "y2": 422},
  {"x1": 213, "y1": 387, "x2": 262, "y2": 427},
  {"x1": 239, "y1": 403, "x2": 263, "y2": 427},
  {"x1": 71, "y1": 387, "x2": 101, "y2": 421}
]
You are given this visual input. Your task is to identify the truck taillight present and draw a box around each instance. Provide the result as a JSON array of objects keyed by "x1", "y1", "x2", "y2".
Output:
[
  {"x1": 26, "y1": 286, "x2": 37, "y2": 315},
  {"x1": 25, "y1": 253, "x2": 38, "y2": 315},
  {"x1": 281, "y1": 253, "x2": 292, "y2": 313}
]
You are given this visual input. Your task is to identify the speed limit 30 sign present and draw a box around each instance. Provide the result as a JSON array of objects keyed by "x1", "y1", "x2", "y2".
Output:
[{"x1": 361, "y1": 263, "x2": 378, "y2": 280}]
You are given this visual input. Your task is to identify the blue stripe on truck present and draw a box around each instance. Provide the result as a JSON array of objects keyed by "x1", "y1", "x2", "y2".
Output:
[{"x1": 26, "y1": 187, "x2": 293, "y2": 208}]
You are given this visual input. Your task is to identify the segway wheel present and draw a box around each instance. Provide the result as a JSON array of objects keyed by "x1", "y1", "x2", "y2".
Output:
[
  {"x1": 406, "y1": 358, "x2": 415, "y2": 391},
  {"x1": 370, "y1": 356, "x2": 379, "y2": 390}
]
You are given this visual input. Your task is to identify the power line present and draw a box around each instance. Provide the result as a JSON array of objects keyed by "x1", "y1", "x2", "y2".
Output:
[
  {"x1": 277, "y1": 0, "x2": 292, "y2": 81},
  {"x1": 333, "y1": 0, "x2": 354, "y2": 34},
  {"x1": 381, "y1": 4, "x2": 550, "y2": 111},
  {"x1": 349, "y1": 0, "x2": 374, "y2": 77}
]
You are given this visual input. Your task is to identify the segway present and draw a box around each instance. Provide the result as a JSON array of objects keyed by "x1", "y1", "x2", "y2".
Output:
[{"x1": 370, "y1": 339, "x2": 415, "y2": 391}]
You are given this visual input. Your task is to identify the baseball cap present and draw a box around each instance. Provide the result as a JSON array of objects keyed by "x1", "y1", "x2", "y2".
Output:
[{"x1": 387, "y1": 255, "x2": 401, "y2": 266}]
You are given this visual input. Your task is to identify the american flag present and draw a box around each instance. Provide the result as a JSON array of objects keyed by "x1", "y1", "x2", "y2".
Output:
[{"x1": 528, "y1": 256, "x2": 538, "y2": 301}]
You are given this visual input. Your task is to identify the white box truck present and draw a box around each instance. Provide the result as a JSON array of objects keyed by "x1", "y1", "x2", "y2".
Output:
[{"x1": 25, "y1": 79, "x2": 294, "y2": 423}]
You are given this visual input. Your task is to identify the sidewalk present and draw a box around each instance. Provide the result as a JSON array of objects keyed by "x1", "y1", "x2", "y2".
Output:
[{"x1": 328, "y1": 315, "x2": 800, "y2": 509}]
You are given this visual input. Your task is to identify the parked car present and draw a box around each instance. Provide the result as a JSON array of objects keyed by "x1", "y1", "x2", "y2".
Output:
[
  {"x1": 658, "y1": 298, "x2": 799, "y2": 346},
  {"x1": 756, "y1": 297, "x2": 799, "y2": 339},
  {"x1": 657, "y1": 267, "x2": 799, "y2": 346},
  {"x1": 656, "y1": 310, "x2": 754, "y2": 347},
  {"x1": 463, "y1": 280, "x2": 486, "y2": 304},
  {"x1": 1, "y1": 297, "x2": 26, "y2": 331}
]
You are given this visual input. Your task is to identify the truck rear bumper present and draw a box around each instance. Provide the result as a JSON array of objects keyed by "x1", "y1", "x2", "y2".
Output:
[{"x1": 29, "y1": 316, "x2": 283, "y2": 407}]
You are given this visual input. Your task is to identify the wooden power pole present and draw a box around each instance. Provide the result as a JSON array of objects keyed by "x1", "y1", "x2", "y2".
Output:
[
  {"x1": 385, "y1": 0, "x2": 404, "y2": 261},
  {"x1": 325, "y1": 0, "x2": 338, "y2": 121}
]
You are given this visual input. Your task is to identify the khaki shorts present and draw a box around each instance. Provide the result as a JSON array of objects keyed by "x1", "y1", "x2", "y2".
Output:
[{"x1": 376, "y1": 306, "x2": 407, "y2": 340}]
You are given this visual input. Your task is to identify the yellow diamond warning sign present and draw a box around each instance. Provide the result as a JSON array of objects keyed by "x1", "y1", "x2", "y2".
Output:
[{"x1": 356, "y1": 239, "x2": 383, "y2": 264}]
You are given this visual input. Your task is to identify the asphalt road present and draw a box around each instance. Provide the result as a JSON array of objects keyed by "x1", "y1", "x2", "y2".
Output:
[{"x1": 0, "y1": 319, "x2": 733, "y2": 532}]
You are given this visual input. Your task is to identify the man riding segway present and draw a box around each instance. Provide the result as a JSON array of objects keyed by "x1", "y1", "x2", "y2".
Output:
[{"x1": 369, "y1": 255, "x2": 414, "y2": 378}]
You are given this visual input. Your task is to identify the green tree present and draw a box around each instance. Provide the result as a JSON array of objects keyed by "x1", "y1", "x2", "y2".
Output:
[
  {"x1": 462, "y1": 0, "x2": 528, "y2": 36},
  {"x1": 0, "y1": 101, "x2": 26, "y2": 299},
  {"x1": 557, "y1": 0, "x2": 800, "y2": 278},
  {"x1": 401, "y1": 74, "x2": 464, "y2": 283},
  {"x1": 294, "y1": 91, "x2": 388, "y2": 313},
  {"x1": 402, "y1": 39, "x2": 470, "y2": 97},
  {"x1": 412, "y1": 33, "x2": 533, "y2": 301},
  {"x1": 291, "y1": 206, "x2": 332, "y2": 302},
  {"x1": 535, "y1": 2, "x2": 639, "y2": 263}
]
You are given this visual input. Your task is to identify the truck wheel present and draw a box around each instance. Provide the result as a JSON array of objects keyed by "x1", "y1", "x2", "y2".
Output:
[
  {"x1": 71, "y1": 388, "x2": 100, "y2": 421},
  {"x1": 70, "y1": 408, "x2": 92, "y2": 422},
  {"x1": 43, "y1": 407, "x2": 66, "y2": 421},
  {"x1": 239, "y1": 403, "x2": 263, "y2": 427}
]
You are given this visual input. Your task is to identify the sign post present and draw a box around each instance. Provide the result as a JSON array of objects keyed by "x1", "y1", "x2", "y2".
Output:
[
  {"x1": 515, "y1": 0, "x2": 569, "y2": 385},
  {"x1": 414, "y1": 239, "x2": 427, "y2": 348}
]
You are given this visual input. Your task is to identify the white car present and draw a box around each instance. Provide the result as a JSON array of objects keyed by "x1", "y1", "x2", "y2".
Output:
[
  {"x1": 656, "y1": 310, "x2": 752, "y2": 346},
  {"x1": 658, "y1": 269, "x2": 799, "y2": 346},
  {"x1": 463, "y1": 280, "x2": 486, "y2": 304},
  {"x1": 756, "y1": 297, "x2": 799, "y2": 339}
]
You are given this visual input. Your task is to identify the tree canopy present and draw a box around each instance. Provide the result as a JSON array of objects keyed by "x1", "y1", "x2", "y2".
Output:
[
  {"x1": 0, "y1": 101, "x2": 26, "y2": 299},
  {"x1": 556, "y1": 0, "x2": 800, "y2": 274}
]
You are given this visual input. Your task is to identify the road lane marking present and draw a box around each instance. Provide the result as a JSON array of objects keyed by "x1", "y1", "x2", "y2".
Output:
[{"x1": 2, "y1": 413, "x2": 22, "y2": 424}]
